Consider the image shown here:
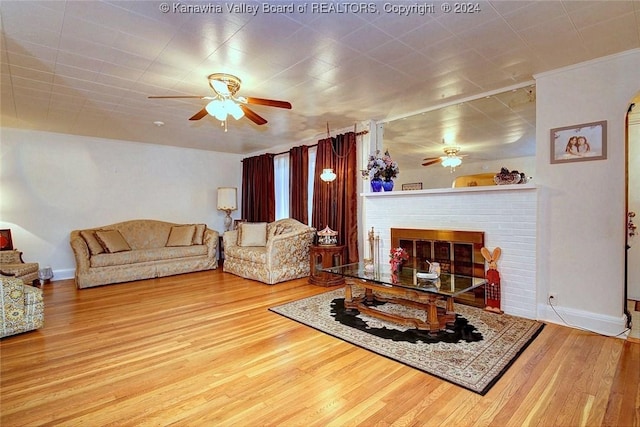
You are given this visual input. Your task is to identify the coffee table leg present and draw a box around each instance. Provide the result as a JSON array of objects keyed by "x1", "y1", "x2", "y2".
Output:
[
  {"x1": 364, "y1": 287, "x2": 374, "y2": 304},
  {"x1": 446, "y1": 296, "x2": 455, "y2": 314},
  {"x1": 427, "y1": 295, "x2": 440, "y2": 335},
  {"x1": 345, "y1": 283, "x2": 353, "y2": 303}
]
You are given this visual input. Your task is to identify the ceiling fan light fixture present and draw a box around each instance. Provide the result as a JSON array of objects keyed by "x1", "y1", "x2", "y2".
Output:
[
  {"x1": 225, "y1": 99, "x2": 245, "y2": 120},
  {"x1": 205, "y1": 99, "x2": 226, "y2": 121},
  {"x1": 441, "y1": 156, "x2": 462, "y2": 168},
  {"x1": 208, "y1": 73, "x2": 241, "y2": 96}
]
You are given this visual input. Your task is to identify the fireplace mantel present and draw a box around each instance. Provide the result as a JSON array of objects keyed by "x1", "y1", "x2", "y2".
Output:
[{"x1": 362, "y1": 182, "x2": 536, "y2": 198}]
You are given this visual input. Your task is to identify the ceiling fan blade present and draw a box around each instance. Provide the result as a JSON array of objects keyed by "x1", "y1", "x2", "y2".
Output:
[
  {"x1": 189, "y1": 108, "x2": 208, "y2": 121},
  {"x1": 422, "y1": 158, "x2": 442, "y2": 167},
  {"x1": 148, "y1": 95, "x2": 209, "y2": 99},
  {"x1": 245, "y1": 97, "x2": 292, "y2": 109},
  {"x1": 240, "y1": 105, "x2": 268, "y2": 125}
]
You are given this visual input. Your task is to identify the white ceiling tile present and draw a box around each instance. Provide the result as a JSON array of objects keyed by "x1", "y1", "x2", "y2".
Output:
[
  {"x1": 339, "y1": 25, "x2": 395, "y2": 54},
  {"x1": 435, "y1": 2, "x2": 501, "y2": 32},
  {"x1": 563, "y1": 0, "x2": 634, "y2": 24},
  {"x1": 3, "y1": 39, "x2": 59, "y2": 64},
  {"x1": 366, "y1": 39, "x2": 419, "y2": 64},
  {"x1": 9, "y1": 64, "x2": 54, "y2": 83},
  {"x1": 579, "y1": 13, "x2": 640, "y2": 57},
  {"x1": 0, "y1": 1, "x2": 65, "y2": 36},
  {"x1": 370, "y1": 12, "x2": 438, "y2": 37},
  {"x1": 99, "y1": 62, "x2": 146, "y2": 82},
  {"x1": 111, "y1": 32, "x2": 167, "y2": 60},
  {"x1": 501, "y1": 1, "x2": 567, "y2": 31},
  {"x1": 56, "y1": 37, "x2": 116, "y2": 64},
  {"x1": 60, "y1": 15, "x2": 119, "y2": 47},
  {"x1": 398, "y1": 20, "x2": 453, "y2": 50}
]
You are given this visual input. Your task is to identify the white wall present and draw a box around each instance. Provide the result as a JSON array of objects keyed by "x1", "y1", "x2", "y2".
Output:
[
  {"x1": 0, "y1": 128, "x2": 243, "y2": 280},
  {"x1": 535, "y1": 49, "x2": 640, "y2": 335}
]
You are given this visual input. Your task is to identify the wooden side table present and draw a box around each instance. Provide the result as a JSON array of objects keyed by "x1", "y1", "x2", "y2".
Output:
[{"x1": 309, "y1": 245, "x2": 346, "y2": 286}]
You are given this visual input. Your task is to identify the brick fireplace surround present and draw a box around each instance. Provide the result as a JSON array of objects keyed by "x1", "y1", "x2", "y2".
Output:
[{"x1": 362, "y1": 184, "x2": 537, "y2": 319}]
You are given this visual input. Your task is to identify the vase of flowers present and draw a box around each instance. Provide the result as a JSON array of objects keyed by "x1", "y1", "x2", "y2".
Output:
[
  {"x1": 389, "y1": 247, "x2": 409, "y2": 273},
  {"x1": 366, "y1": 150, "x2": 399, "y2": 192}
]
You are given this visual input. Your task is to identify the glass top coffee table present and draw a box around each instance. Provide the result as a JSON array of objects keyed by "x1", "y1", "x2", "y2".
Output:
[{"x1": 323, "y1": 262, "x2": 487, "y2": 335}]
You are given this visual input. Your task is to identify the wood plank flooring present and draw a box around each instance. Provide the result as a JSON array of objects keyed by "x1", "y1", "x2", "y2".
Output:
[{"x1": 1, "y1": 269, "x2": 638, "y2": 426}]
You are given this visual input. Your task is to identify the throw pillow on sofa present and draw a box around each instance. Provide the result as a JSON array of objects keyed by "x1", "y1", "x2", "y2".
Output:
[
  {"x1": 95, "y1": 230, "x2": 132, "y2": 253},
  {"x1": 166, "y1": 225, "x2": 196, "y2": 247},
  {"x1": 192, "y1": 224, "x2": 207, "y2": 245},
  {"x1": 80, "y1": 230, "x2": 105, "y2": 255},
  {"x1": 237, "y1": 222, "x2": 267, "y2": 247}
]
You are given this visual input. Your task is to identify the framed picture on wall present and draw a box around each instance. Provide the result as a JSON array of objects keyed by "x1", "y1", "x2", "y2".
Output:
[
  {"x1": 550, "y1": 120, "x2": 607, "y2": 164},
  {"x1": 0, "y1": 229, "x2": 13, "y2": 251}
]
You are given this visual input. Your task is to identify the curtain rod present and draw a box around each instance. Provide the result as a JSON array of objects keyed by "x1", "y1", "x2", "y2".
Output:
[{"x1": 268, "y1": 129, "x2": 369, "y2": 157}]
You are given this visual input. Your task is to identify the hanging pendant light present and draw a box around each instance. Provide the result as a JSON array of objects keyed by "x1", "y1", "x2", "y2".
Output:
[{"x1": 320, "y1": 168, "x2": 337, "y2": 182}]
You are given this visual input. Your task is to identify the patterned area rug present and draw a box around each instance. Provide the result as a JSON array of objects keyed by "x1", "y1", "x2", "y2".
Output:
[{"x1": 270, "y1": 288, "x2": 544, "y2": 395}]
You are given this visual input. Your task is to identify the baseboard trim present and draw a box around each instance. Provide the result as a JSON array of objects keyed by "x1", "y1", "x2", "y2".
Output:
[
  {"x1": 537, "y1": 303, "x2": 629, "y2": 338},
  {"x1": 50, "y1": 268, "x2": 75, "y2": 282}
]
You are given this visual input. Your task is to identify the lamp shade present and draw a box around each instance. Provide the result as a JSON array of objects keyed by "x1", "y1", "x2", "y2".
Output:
[{"x1": 217, "y1": 187, "x2": 237, "y2": 211}]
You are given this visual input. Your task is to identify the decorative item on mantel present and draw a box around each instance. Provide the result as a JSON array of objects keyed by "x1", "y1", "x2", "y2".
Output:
[
  {"x1": 317, "y1": 226, "x2": 338, "y2": 246},
  {"x1": 494, "y1": 167, "x2": 530, "y2": 185},
  {"x1": 365, "y1": 150, "x2": 399, "y2": 192}
]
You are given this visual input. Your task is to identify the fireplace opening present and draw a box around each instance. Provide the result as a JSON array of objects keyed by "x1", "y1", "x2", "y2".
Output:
[{"x1": 392, "y1": 228, "x2": 486, "y2": 307}]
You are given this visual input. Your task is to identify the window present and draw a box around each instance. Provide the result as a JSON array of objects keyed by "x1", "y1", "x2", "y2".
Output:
[
  {"x1": 274, "y1": 154, "x2": 290, "y2": 220},
  {"x1": 273, "y1": 146, "x2": 317, "y2": 225}
]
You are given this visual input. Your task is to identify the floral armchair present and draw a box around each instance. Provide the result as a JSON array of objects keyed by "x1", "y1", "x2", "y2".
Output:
[
  {"x1": 1, "y1": 277, "x2": 44, "y2": 338},
  {"x1": 223, "y1": 218, "x2": 316, "y2": 285},
  {"x1": 0, "y1": 250, "x2": 39, "y2": 286}
]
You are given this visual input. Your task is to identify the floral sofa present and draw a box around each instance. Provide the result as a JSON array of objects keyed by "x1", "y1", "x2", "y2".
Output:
[
  {"x1": 223, "y1": 218, "x2": 316, "y2": 285},
  {"x1": 70, "y1": 220, "x2": 218, "y2": 289},
  {"x1": 1, "y1": 277, "x2": 44, "y2": 338}
]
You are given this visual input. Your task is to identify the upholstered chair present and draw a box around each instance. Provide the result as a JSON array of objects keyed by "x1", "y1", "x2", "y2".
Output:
[
  {"x1": 223, "y1": 218, "x2": 316, "y2": 285},
  {"x1": 1, "y1": 277, "x2": 44, "y2": 338},
  {"x1": 0, "y1": 250, "x2": 39, "y2": 286}
]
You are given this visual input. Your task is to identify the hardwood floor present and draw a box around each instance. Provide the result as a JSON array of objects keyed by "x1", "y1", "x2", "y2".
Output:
[{"x1": 1, "y1": 269, "x2": 638, "y2": 426}]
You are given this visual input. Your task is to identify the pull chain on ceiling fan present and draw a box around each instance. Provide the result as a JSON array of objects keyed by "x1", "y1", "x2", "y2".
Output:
[{"x1": 148, "y1": 73, "x2": 292, "y2": 131}]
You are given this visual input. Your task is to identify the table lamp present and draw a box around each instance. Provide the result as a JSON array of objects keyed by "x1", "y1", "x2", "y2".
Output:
[{"x1": 217, "y1": 187, "x2": 237, "y2": 231}]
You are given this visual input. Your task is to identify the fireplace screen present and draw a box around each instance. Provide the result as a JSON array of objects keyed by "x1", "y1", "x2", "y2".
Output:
[{"x1": 392, "y1": 229, "x2": 485, "y2": 277}]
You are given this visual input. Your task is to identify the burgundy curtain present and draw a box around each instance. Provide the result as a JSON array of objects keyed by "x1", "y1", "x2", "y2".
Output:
[
  {"x1": 312, "y1": 132, "x2": 359, "y2": 263},
  {"x1": 241, "y1": 154, "x2": 275, "y2": 223},
  {"x1": 289, "y1": 145, "x2": 309, "y2": 224}
]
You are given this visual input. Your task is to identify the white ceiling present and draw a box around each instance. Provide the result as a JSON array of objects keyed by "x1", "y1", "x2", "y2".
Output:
[{"x1": 1, "y1": 1, "x2": 639, "y2": 162}]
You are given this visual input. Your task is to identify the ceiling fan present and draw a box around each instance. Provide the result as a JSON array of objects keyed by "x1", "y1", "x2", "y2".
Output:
[
  {"x1": 148, "y1": 73, "x2": 292, "y2": 130},
  {"x1": 422, "y1": 145, "x2": 466, "y2": 169}
]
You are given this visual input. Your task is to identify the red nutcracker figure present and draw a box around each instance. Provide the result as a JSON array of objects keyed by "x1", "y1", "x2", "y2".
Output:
[{"x1": 481, "y1": 247, "x2": 503, "y2": 314}]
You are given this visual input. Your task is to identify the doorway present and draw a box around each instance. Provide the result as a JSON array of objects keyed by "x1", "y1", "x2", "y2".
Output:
[{"x1": 626, "y1": 93, "x2": 640, "y2": 340}]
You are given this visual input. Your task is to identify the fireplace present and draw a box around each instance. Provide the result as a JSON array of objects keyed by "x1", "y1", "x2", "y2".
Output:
[
  {"x1": 391, "y1": 228, "x2": 486, "y2": 307},
  {"x1": 391, "y1": 228, "x2": 485, "y2": 276}
]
